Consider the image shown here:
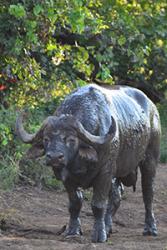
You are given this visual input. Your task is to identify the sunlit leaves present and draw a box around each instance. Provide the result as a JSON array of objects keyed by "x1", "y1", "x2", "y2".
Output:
[
  {"x1": 73, "y1": 46, "x2": 93, "y2": 78},
  {"x1": 156, "y1": 39, "x2": 164, "y2": 47},
  {"x1": 1, "y1": 0, "x2": 167, "y2": 107},
  {"x1": 46, "y1": 42, "x2": 57, "y2": 52},
  {"x1": 97, "y1": 65, "x2": 113, "y2": 83},
  {"x1": 51, "y1": 82, "x2": 71, "y2": 99}
]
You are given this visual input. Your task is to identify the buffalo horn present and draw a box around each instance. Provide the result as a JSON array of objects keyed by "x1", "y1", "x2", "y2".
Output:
[
  {"x1": 75, "y1": 116, "x2": 116, "y2": 146},
  {"x1": 15, "y1": 112, "x2": 37, "y2": 144}
]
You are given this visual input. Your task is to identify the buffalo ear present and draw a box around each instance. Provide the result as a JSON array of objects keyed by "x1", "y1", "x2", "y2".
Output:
[
  {"x1": 25, "y1": 143, "x2": 45, "y2": 159},
  {"x1": 24, "y1": 126, "x2": 45, "y2": 159},
  {"x1": 79, "y1": 145, "x2": 98, "y2": 162}
]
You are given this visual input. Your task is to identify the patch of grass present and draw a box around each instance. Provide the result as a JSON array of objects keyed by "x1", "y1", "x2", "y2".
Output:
[
  {"x1": 19, "y1": 158, "x2": 63, "y2": 190},
  {"x1": 160, "y1": 125, "x2": 167, "y2": 163},
  {"x1": 0, "y1": 208, "x2": 23, "y2": 231},
  {"x1": 107, "y1": 240, "x2": 113, "y2": 245},
  {"x1": 44, "y1": 176, "x2": 64, "y2": 190},
  {"x1": 0, "y1": 155, "x2": 19, "y2": 190}
]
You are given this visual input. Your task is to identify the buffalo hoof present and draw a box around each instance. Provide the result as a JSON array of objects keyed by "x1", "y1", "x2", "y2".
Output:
[
  {"x1": 106, "y1": 225, "x2": 112, "y2": 237},
  {"x1": 65, "y1": 218, "x2": 82, "y2": 236},
  {"x1": 65, "y1": 227, "x2": 82, "y2": 237},
  {"x1": 91, "y1": 221, "x2": 107, "y2": 243},
  {"x1": 105, "y1": 214, "x2": 112, "y2": 237},
  {"x1": 143, "y1": 224, "x2": 157, "y2": 236},
  {"x1": 92, "y1": 231, "x2": 107, "y2": 243}
]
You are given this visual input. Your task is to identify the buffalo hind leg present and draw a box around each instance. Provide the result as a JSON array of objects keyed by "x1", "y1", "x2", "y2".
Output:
[
  {"x1": 65, "y1": 184, "x2": 83, "y2": 236},
  {"x1": 140, "y1": 155, "x2": 158, "y2": 236},
  {"x1": 105, "y1": 178, "x2": 124, "y2": 236}
]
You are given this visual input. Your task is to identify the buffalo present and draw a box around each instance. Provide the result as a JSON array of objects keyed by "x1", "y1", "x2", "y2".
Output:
[{"x1": 16, "y1": 84, "x2": 161, "y2": 242}]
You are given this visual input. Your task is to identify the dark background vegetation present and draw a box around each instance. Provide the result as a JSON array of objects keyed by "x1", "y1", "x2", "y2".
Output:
[{"x1": 0, "y1": 0, "x2": 167, "y2": 189}]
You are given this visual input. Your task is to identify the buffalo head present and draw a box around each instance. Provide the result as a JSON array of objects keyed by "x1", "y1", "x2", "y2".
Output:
[{"x1": 16, "y1": 113, "x2": 116, "y2": 180}]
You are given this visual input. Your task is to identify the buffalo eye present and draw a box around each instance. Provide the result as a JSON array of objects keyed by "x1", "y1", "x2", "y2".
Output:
[
  {"x1": 43, "y1": 137, "x2": 50, "y2": 148},
  {"x1": 66, "y1": 135, "x2": 78, "y2": 147}
]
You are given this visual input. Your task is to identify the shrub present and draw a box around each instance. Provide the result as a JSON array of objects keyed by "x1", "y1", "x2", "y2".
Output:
[{"x1": 158, "y1": 103, "x2": 167, "y2": 163}]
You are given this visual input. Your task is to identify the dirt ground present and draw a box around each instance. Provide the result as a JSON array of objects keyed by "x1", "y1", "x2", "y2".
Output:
[{"x1": 0, "y1": 164, "x2": 166, "y2": 250}]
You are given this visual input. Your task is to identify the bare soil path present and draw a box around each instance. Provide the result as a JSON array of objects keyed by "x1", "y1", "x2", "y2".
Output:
[{"x1": 0, "y1": 164, "x2": 166, "y2": 250}]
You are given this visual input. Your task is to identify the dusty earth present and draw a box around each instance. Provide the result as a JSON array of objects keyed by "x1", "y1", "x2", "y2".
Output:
[{"x1": 0, "y1": 164, "x2": 166, "y2": 250}]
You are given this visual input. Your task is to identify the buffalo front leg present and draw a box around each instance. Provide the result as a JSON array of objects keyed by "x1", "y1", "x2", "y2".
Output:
[
  {"x1": 65, "y1": 184, "x2": 83, "y2": 236},
  {"x1": 105, "y1": 178, "x2": 124, "y2": 236},
  {"x1": 140, "y1": 156, "x2": 158, "y2": 236},
  {"x1": 91, "y1": 172, "x2": 111, "y2": 243}
]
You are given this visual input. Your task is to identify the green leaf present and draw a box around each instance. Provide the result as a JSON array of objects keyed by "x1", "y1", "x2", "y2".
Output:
[
  {"x1": 47, "y1": 8, "x2": 57, "y2": 23},
  {"x1": 25, "y1": 20, "x2": 37, "y2": 32},
  {"x1": 69, "y1": 8, "x2": 85, "y2": 33},
  {"x1": 26, "y1": 31, "x2": 38, "y2": 44},
  {"x1": 118, "y1": 35, "x2": 126, "y2": 46},
  {"x1": 2, "y1": 139, "x2": 8, "y2": 146},
  {"x1": 9, "y1": 4, "x2": 26, "y2": 18},
  {"x1": 46, "y1": 42, "x2": 57, "y2": 51},
  {"x1": 33, "y1": 4, "x2": 43, "y2": 16}
]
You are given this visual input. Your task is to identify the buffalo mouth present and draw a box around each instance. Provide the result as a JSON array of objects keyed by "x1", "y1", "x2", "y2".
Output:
[
  {"x1": 46, "y1": 159, "x2": 65, "y2": 169},
  {"x1": 51, "y1": 164, "x2": 68, "y2": 182},
  {"x1": 45, "y1": 159, "x2": 66, "y2": 180}
]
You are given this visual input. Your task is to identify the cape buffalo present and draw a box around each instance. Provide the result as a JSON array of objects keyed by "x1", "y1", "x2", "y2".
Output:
[{"x1": 16, "y1": 84, "x2": 161, "y2": 242}]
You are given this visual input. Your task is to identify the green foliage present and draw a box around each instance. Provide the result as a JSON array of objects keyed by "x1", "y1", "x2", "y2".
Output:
[
  {"x1": 158, "y1": 103, "x2": 167, "y2": 163},
  {"x1": 0, "y1": 0, "x2": 167, "y2": 107},
  {"x1": 9, "y1": 4, "x2": 26, "y2": 18},
  {"x1": 0, "y1": 106, "x2": 25, "y2": 189},
  {"x1": 0, "y1": 106, "x2": 17, "y2": 153},
  {"x1": 0, "y1": 106, "x2": 20, "y2": 189}
]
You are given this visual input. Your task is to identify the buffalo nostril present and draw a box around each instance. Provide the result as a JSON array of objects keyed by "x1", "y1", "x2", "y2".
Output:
[{"x1": 46, "y1": 152, "x2": 65, "y2": 165}]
